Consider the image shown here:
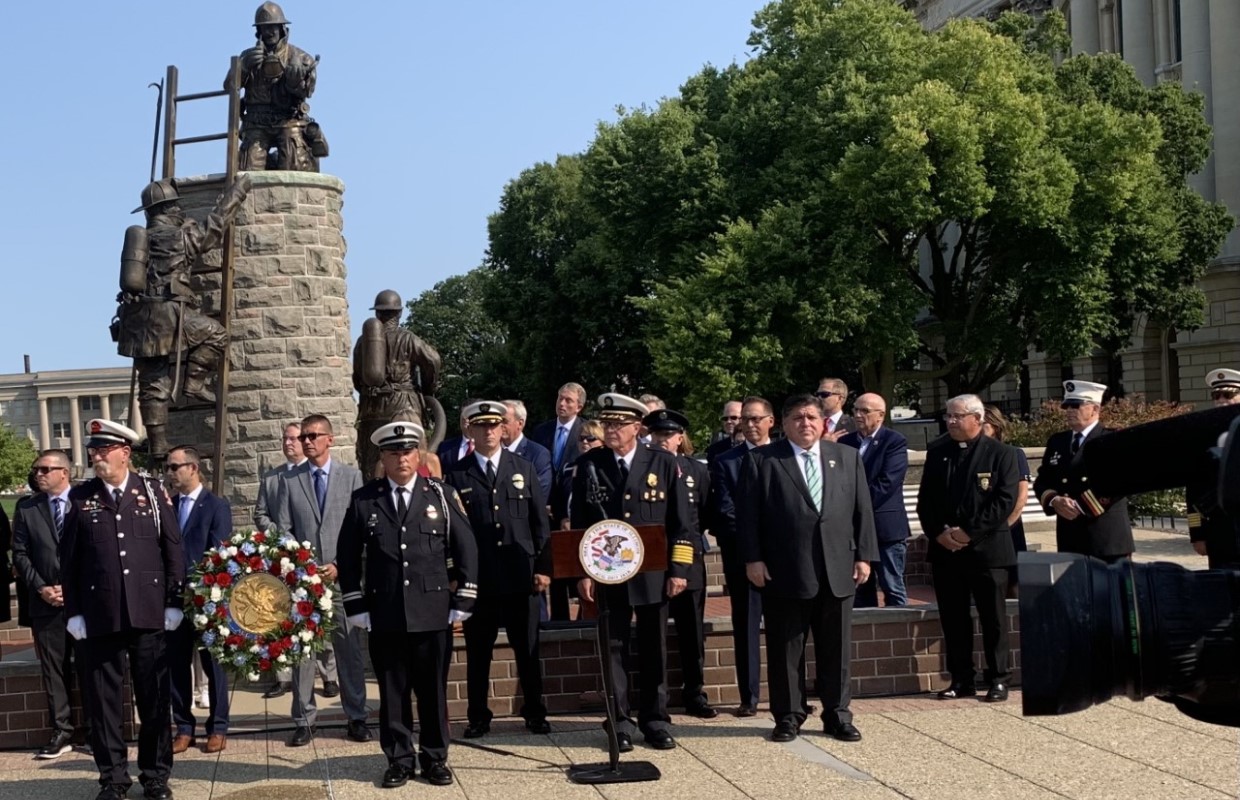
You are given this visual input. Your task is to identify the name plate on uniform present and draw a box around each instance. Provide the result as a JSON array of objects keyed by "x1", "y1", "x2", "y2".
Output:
[{"x1": 579, "y1": 519, "x2": 645, "y2": 584}]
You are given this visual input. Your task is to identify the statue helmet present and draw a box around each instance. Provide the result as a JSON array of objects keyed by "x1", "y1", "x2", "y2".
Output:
[
  {"x1": 371, "y1": 289, "x2": 403, "y2": 311},
  {"x1": 131, "y1": 179, "x2": 179, "y2": 214},
  {"x1": 253, "y1": 1, "x2": 290, "y2": 26}
]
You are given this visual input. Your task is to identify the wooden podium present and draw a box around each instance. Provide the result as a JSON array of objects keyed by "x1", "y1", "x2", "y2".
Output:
[{"x1": 552, "y1": 522, "x2": 667, "y2": 785}]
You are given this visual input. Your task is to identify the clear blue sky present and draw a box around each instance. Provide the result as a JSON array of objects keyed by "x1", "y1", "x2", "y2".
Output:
[{"x1": 0, "y1": 1, "x2": 761, "y2": 373}]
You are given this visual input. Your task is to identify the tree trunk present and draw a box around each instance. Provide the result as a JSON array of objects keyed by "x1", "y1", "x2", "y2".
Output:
[{"x1": 860, "y1": 349, "x2": 898, "y2": 419}]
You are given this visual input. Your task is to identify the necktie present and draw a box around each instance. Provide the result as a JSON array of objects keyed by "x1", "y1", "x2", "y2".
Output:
[
  {"x1": 395, "y1": 486, "x2": 408, "y2": 519},
  {"x1": 803, "y1": 451, "x2": 822, "y2": 513},
  {"x1": 485, "y1": 459, "x2": 496, "y2": 486},
  {"x1": 1071, "y1": 432, "x2": 1084, "y2": 455},
  {"x1": 112, "y1": 488, "x2": 123, "y2": 506},
  {"x1": 313, "y1": 468, "x2": 327, "y2": 515},
  {"x1": 465, "y1": 439, "x2": 475, "y2": 457},
  {"x1": 51, "y1": 497, "x2": 63, "y2": 534},
  {"x1": 178, "y1": 495, "x2": 192, "y2": 529},
  {"x1": 553, "y1": 426, "x2": 568, "y2": 469},
  {"x1": 827, "y1": 418, "x2": 835, "y2": 434},
  {"x1": 618, "y1": 459, "x2": 630, "y2": 485}
]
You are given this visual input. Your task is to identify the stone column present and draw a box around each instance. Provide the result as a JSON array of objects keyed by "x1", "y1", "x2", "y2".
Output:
[
  {"x1": 168, "y1": 171, "x2": 356, "y2": 529},
  {"x1": 1121, "y1": 0, "x2": 1157, "y2": 85},
  {"x1": 100, "y1": 394, "x2": 111, "y2": 423},
  {"x1": 1209, "y1": 0, "x2": 1240, "y2": 258},
  {"x1": 1070, "y1": 0, "x2": 1100, "y2": 54},
  {"x1": 1180, "y1": 0, "x2": 1215, "y2": 201},
  {"x1": 68, "y1": 396, "x2": 83, "y2": 470},
  {"x1": 1022, "y1": 350, "x2": 1063, "y2": 409},
  {"x1": 38, "y1": 397, "x2": 50, "y2": 450}
]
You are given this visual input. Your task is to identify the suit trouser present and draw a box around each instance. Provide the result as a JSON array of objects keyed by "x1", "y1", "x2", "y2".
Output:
[
  {"x1": 668, "y1": 586, "x2": 707, "y2": 709},
  {"x1": 932, "y1": 562, "x2": 1010, "y2": 685},
  {"x1": 464, "y1": 592, "x2": 546, "y2": 724},
  {"x1": 854, "y1": 541, "x2": 909, "y2": 608},
  {"x1": 719, "y1": 544, "x2": 763, "y2": 706},
  {"x1": 291, "y1": 597, "x2": 368, "y2": 726},
  {"x1": 369, "y1": 629, "x2": 451, "y2": 770},
  {"x1": 31, "y1": 612, "x2": 81, "y2": 735},
  {"x1": 168, "y1": 619, "x2": 230, "y2": 735},
  {"x1": 763, "y1": 591, "x2": 853, "y2": 728},
  {"x1": 273, "y1": 643, "x2": 335, "y2": 685},
  {"x1": 601, "y1": 587, "x2": 670, "y2": 736},
  {"x1": 79, "y1": 628, "x2": 172, "y2": 790}
]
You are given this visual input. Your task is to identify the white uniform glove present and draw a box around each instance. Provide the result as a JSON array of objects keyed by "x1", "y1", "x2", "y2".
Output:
[
  {"x1": 448, "y1": 609, "x2": 472, "y2": 625},
  {"x1": 164, "y1": 608, "x2": 184, "y2": 631},
  {"x1": 67, "y1": 615, "x2": 87, "y2": 641},
  {"x1": 346, "y1": 612, "x2": 372, "y2": 632}
]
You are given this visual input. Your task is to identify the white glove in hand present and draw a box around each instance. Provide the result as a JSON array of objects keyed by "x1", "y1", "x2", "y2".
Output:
[
  {"x1": 164, "y1": 608, "x2": 184, "y2": 631},
  {"x1": 346, "y1": 612, "x2": 372, "y2": 632},
  {"x1": 448, "y1": 609, "x2": 472, "y2": 625},
  {"x1": 67, "y1": 615, "x2": 87, "y2": 641}
]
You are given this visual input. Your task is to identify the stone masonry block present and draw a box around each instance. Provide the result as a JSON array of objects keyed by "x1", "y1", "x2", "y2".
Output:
[
  {"x1": 240, "y1": 225, "x2": 286, "y2": 256},
  {"x1": 263, "y1": 308, "x2": 304, "y2": 337}
]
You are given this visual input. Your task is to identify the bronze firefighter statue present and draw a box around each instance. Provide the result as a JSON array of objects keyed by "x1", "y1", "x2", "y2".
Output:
[
  {"x1": 225, "y1": 2, "x2": 327, "y2": 172},
  {"x1": 112, "y1": 174, "x2": 252, "y2": 460},
  {"x1": 353, "y1": 290, "x2": 446, "y2": 479}
]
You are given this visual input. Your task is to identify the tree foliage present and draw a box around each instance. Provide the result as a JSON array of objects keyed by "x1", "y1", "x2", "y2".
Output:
[{"x1": 0, "y1": 424, "x2": 37, "y2": 492}]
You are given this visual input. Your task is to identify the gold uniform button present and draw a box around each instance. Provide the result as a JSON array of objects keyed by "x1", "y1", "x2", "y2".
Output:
[
  {"x1": 116, "y1": 514, "x2": 122, "y2": 521},
  {"x1": 400, "y1": 543, "x2": 407, "y2": 550},
  {"x1": 624, "y1": 493, "x2": 631, "y2": 500},
  {"x1": 624, "y1": 512, "x2": 631, "y2": 519},
  {"x1": 403, "y1": 580, "x2": 410, "y2": 586},
  {"x1": 494, "y1": 505, "x2": 500, "y2": 511}
]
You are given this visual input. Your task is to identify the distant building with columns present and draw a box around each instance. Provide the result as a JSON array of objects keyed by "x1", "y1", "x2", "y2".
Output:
[
  {"x1": 0, "y1": 366, "x2": 142, "y2": 479},
  {"x1": 909, "y1": 0, "x2": 1239, "y2": 411}
]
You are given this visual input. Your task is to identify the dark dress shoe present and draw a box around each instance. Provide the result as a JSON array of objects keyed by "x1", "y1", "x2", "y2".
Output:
[
  {"x1": 423, "y1": 762, "x2": 454, "y2": 786},
  {"x1": 287, "y1": 726, "x2": 314, "y2": 747},
  {"x1": 525, "y1": 718, "x2": 551, "y2": 734},
  {"x1": 142, "y1": 779, "x2": 173, "y2": 800},
  {"x1": 685, "y1": 703, "x2": 719, "y2": 719},
  {"x1": 936, "y1": 684, "x2": 976, "y2": 700},
  {"x1": 826, "y1": 721, "x2": 862, "y2": 742},
  {"x1": 644, "y1": 729, "x2": 676, "y2": 750},
  {"x1": 771, "y1": 721, "x2": 799, "y2": 743},
  {"x1": 615, "y1": 732, "x2": 634, "y2": 753},
  {"x1": 262, "y1": 682, "x2": 292, "y2": 699},
  {"x1": 984, "y1": 683, "x2": 1010, "y2": 703},
  {"x1": 463, "y1": 721, "x2": 490, "y2": 738},
  {"x1": 95, "y1": 786, "x2": 128, "y2": 800},
  {"x1": 381, "y1": 763, "x2": 412, "y2": 789},
  {"x1": 347, "y1": 719, "x2": 373, "y2": 742},
  {"x1": 321, "y1": 680, "x2": 340, "y2": 698},
  {"x1": 36, "y1": 730, "x2": 73, "y2": 759},
  {"x1": 736, "y1": 704, "x2": 757, "y2": 718}
]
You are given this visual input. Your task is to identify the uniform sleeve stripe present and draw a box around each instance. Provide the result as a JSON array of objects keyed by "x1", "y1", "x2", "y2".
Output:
[
  {"x1": 445, "y1": 558, "x2": 455, "y2": 569},
  {"x1": 1079, "y1": 490, "x2": 1105, "y2": 517},
  {"x1": 342, "y1": 591, "x2": 362, "y2": 601},
  {"x1": 1187, "y1": 513, "x2": 1204, "y2": 528},
  {"x1": 671, "y1": 544, "x2": 694, "y2": 565}
]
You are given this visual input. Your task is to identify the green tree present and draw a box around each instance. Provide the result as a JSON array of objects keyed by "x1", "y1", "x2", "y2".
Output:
[{"x1": 0, "y1": 424, "x2": 37, "y2": 492}]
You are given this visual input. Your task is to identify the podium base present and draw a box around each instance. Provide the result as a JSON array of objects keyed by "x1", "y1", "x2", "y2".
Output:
[{"x1": 568, "y1": 761, "x2": 662, "y2": 784}]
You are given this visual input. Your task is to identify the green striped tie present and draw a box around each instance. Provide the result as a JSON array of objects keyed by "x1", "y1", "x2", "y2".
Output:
[{"x1": 803, "y1": 451, "x2": 822, "y2": 513}]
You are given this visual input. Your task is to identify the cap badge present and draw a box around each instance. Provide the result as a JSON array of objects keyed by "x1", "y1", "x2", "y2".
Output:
[
  {"x1": 604, "y1": 396, "x2": 614, "y2": 407},
  {"x1": 480, "y1": 403, "x2": 490, "y2": 414},
  {"x1": 1066, "y1": 381, "x2": 1075, "y2": 392},
  {"x1": 658, "y1": 411, "x2": 667, "y2": 420},
  {"x1": 90, "y1": 420, "x2": 103, "y2": 433},
  {"x1": 394, "y1": 426, "x2": 404, "y2": 437},
  {"x1": 1219, "y1": 372, "x2": 1226, "y2": 381}
]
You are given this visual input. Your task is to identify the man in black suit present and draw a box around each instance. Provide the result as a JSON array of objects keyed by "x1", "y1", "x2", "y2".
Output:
[
  {"x1": 840, "y1": 393, "x2": 912, "y2": 607},
  {"x1": 436, "y1": 400, "x2": 479, "y2": 470},
  {"x1": 737, "y1": 394, "x2": 877, "y2": 744},
  {"x1": 530, "y1": 382, "x2": 588, "y2": 474},
  {"x1": 502, "y1": 399, "x2": 553, "y2": 498},
  {"x1": 916, "y1": 394, "x2": 1020, "y2": 703},
  {"x1": 1033, "y1": 381, "x2": 1134, "y2": 562},
  {"x1": 704, "y1": 400, "x2": 743, "y2": 465},
  {"x1": 13, "y1": 449, "x2": 86, "y2": 759},
  {"x1": 445, "y1": 400, "x2": 552, "y2": 737},
  {"x1": 338, "y1": 422, "x2": 478, "y2": 788},
  {"x1": 707, "y1": 396, "x2": 774, "y2": 716},
  {"x1": 61, "y1": 420, "x2": 184, "y2": 800},
  {"x1": 571, "y1": 392, "x2": 698, "y2": 752},
  {"x1": 816, "y1": 377, "x2": 857, "y2": 441},
  {"x1": 164, "y1": 446, "x2": 234, "y2": 755},
  {"x1": 644, "y1": 408, "x2": 717, "y2": 719}
]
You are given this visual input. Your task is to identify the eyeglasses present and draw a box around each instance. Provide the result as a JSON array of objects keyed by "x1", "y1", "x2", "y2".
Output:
[
  {"x1": 164, "y1": 462, "x2": 192, "y2": 471},
  {"x1": 578, "y1": 435, "x2": 599, "y2": 443},
  {"x1": 601, "y1": 420, "x2": 637, "y2": 429},
  {"x1": 852, "y1": 408, "x2": 881, "y2": 416},
  {"x1": 33, "y1": 466, "x2": 66, "y2": 474},
  {"x1": 1211, "y1": 389, "x2": 1239, "y2": 399},
  {"x1": 297, "y1": 432, "x2": 328, "y2": 442},
  {"x1": 741, "y1": 415, "x2": 771, "y2": 423},
  {"x1": 815, "y1": 391, "x2": 840, "y2": 399},
  {"x1": 943, "y1": 413, "x2": 977, "y2": 422},
  {"x1": 721, "y1": 415, "x2": 741, "y2": 422},
  {"x1": 87, "y1": 444, "x2": 125, "y2": 457}
]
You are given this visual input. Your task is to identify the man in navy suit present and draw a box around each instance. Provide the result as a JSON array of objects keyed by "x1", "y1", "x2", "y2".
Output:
[
  {"x1": 530, "y1": 382, "x2": 588, "y2": 474},
  {"x1": 165, "y1": 445, "x2": 234, "y2": 754},
  {"x1": 501, "y1": 400, "x2": 552, "y2": 498},
  {"x1": 839, "y1": 393, "x2": 911, "y2": 607},
  {"x1": 706, "y1": 395, "x2": 774, "y2": 716},
  {"x1": 437, "y1": 401, "x2": 477, "y2": 470}
]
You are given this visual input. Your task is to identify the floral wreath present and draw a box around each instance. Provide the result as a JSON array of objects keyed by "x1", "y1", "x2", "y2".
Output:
[{"x1": 186, "y1": 529, "x2": 335, "y2": 681}]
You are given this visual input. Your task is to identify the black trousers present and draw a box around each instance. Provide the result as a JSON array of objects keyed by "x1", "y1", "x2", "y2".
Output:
[
  {"x1": 932, "y1": 562, "x2": 1010, "y2": 686},
  {"x1": 600, "y1": 587, "x2": 669, "y2": 736},
  {"x1": 763, "y1": 591, "x2": 852, "y2": 728},
  {"x1": 167, "y1": 619, "x2": 230, "y2": 736},
  {"x1": 547, "y1": 578, "x2": 576, "y2": 622},
  {"x1": 369, "y1": 629, "x2": 451, "y2": 770},
  {"x1": 668, "y1": 586, "x2": 707, "y2": 709},
  {"x1": 31, "y1": 612, "x2": 83, "y2": 735},
  {"x1": 79, "y1": 628, "x2": 172, "y2": 789},
  {"x1": 720, "y1": 545, "x2": 763, "y2": 706},
  {"x1": 463, "y1": 592, "x2": 546, "y2": 724}
]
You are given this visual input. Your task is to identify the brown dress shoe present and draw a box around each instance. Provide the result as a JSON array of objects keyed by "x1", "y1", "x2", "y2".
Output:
[
  {"x1": 172, "y1": 734, "x2": 195, "y2": 754},
  {"x1": 205, "y1": 734, "x2": 227, "y2": 753}
]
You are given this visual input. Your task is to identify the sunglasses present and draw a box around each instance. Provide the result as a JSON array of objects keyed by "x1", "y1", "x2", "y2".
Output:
[
  {"x1": 1060, "y1": 401, "x2": 1084, "y2": 410},
  {"x1": 579, "y1": 435, "x2": 599, "y2": 443},
  {"x1": 33, "y1": 466, "x2": 66, "y2": 475},
  {"x1": 297, "y1": 432, "x2": 329, "y2": 442},
  {"x1": 165, "y1": 462, "x2": 192, "y2": 471},
  {"x1": 815, "y1": 391, "x2": 840, "y2": 399},
  {"x1": 1211, "y1": 389, "x2": 1239, "y2": 399},
  {"x1": 720, "y1": 415, "x2": 741, "y2": 422}
]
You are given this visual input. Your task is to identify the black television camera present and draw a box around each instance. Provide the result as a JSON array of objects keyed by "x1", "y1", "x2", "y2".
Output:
[{"x1": 1019, "y1": 404, "x2": 1240, "y2": 727}]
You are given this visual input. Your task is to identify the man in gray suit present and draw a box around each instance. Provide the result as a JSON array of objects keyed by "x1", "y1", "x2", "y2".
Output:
[{"x1": 273, "y1": 414, "x2": 370, "y2": 747}]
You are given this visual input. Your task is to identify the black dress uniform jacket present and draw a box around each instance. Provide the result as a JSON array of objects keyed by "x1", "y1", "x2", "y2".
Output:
[
  {"x1": 917, "y1": 435, "x2": 1020, "y2": 569},
  {"x1": 678, "y1": 456, "x2": 709, "y2": 592},
  {"x1": 444, "y1": 450, "x2": 551, "y2": 596},
  {"x1": 1186, "y1": 463, "x2": 1239, "y2": 569},
  {"x1": 1033, "y1": 427, "x2": 1134, "y2": 558},
  {"x1": 338, "y1": 477, "x2": 478, "y2": 632},
  {"x1": 569, "y1": 444, "x2": 697, "y2": 605},
  {"x1": 60, "y1": 473, "x2": 185, "y2": 634}
]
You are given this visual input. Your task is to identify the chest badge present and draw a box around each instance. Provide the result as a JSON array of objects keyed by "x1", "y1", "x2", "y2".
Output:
[
  {"x1": 426, "y1": 505, "x2": 440, "y2": 520},
  {"x1": 512, "y1": 473, "x2": 525, "y2": 490},
  {"x1": 977, "y1": 473, "x2": 991, "y2": 491},
  {"x1": 646, "y1": 473, "x2": 658, "y2": 488},
  {"x1": 685, "y1": 475, "x2": 695, "y2": 489}
]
